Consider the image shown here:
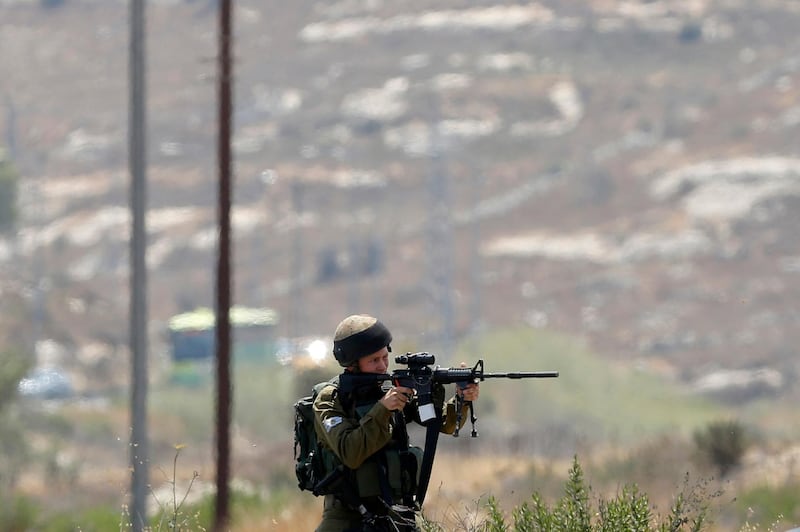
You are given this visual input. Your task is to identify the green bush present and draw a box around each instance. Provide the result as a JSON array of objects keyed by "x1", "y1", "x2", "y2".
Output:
[
  {"x1": 422, "y1": 456, "x2": 713, "y2": 531},
  {"x1": 0, "y1": 494, "x2": 38, "y2": 532},
  {"x1": 150, "y1": 488, "x2": 264, "y2": 531},
  {"x1": 678, "y1": 22, "x2": 703, "y2": 43},
  {"x1": 693, "y1": 420, "x2": 750, "y2": 477},
  {"x1": 0, "y1": 348, "x2": 31, "y2": 410},
  {"x1": 735, "y1": 482, "x2": 800, "y2": 529},
  {"x1": 40, "y1": 505, "x2": 122, "y2": 532},
  {"x1": 597, "y1": 485, "x2": 652, "y2": 531},
  {"x1": 0, "y1": 157, "x2": 18, "y2": 233},
  {"x1": 0, "y1": 348, "x2": 34, "y2": 490}
]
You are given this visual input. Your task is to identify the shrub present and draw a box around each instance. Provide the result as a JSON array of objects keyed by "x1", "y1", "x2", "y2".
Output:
[
  {"x1": 735, "y1": 482, "x2": 800, "y2": 529},
  {"x1": 0, "y1": 157, "x2": 17, "y2": 233},
  {"x1": 678, "y1": 22, "x2": 703, "y2": 43},
  {"x1": 0, "y1": 494, "x2": 38, "y2": 531},
  {"x1": 422, "y1": 456, "x2": 714, "y2": 531},
  {"x1": 552, "y1": 456, "x2": 591, "y2": 531},
  {"x1": 0, "y1": 348, "x2": 34, "y2": 490},
  {"x1": 693, "y1": 419, "x2": 750, "y2": 478},
  {"x1": 150, "y1": 488, "x2": 264, "y2": 531},
  {"x1": 40, "y1": 506, "x2": 121, "y2": 532},
  {"x1": 598, "y1": 485, "x2": 652, "y2": 531}
]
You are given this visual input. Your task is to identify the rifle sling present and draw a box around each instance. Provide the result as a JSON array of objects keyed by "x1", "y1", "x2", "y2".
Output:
[{"x1": 415, "y1": 417, "x2": 442, "y2": 506}]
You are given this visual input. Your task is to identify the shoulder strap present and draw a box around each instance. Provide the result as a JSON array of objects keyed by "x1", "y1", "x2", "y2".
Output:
[
  {"x1": 314, "y1": 375, "x2": 339, "y2": 395},
  {"x1": 415, "y1": 417, "x2": 442, "y2": 506}
]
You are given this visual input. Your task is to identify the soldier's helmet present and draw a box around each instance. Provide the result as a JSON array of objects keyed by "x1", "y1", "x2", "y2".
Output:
[{"x1": 332, "y1": 314, "x2": 392, "y2": 367}]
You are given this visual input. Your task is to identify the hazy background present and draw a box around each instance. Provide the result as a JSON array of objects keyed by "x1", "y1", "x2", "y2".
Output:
[{"x1": 1, "y1": 0, "x2": 799, "y2": 530}]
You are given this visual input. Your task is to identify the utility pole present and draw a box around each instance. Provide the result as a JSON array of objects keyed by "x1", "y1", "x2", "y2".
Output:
[
  {"x1": 128, "y1": 0, "x2": 148, "y2": 529},
  {"x1": 427, "y1": 117, "x2": 455, "y2": 360},
  {"x1": 4, "y1": 94, "x2": 17, "y2": 161},
  {"x1": 288, "y1": 181, "x2": 304, "y2": 340},
  {"x1": 214, "y1": 0, "x2": 233, "y2": 530},
  {"x1": 470, "y1": 172, "x2": 485, "y2": 336},
  {"x1": 346, "y1": 189, "x2": 361, "y2": 314},
  {"x1": 467, "y1": 171, "x2": 485, "y2": 358}
]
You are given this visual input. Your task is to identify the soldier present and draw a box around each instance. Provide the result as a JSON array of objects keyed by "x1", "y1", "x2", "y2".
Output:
[{"x1": 314, "y1": 314, "x2": 479, "y2": 532}]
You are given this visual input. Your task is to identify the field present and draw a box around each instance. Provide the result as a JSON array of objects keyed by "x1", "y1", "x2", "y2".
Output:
[
  {"x1": 8, "y1": 327, "x2": 800, "y2": 530},
  {"x1": 3, "y1": 1, "x2": 800, "y2": 529}
]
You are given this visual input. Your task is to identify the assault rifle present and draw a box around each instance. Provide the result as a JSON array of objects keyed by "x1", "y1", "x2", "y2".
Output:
[
  {"x1": 338, "y1": 352, "x2": 558, "y2": 506},
  {"x1": 339, "y1": 352, "x2": 559, "y2": 437},
  {"x1": 337, "y1": 352, "x2": 558, "y2": 507}
]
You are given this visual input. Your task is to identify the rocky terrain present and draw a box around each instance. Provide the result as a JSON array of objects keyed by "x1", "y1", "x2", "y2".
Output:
[{"x1": 1, "y1": 0, "x2": 800, "y2": 402}]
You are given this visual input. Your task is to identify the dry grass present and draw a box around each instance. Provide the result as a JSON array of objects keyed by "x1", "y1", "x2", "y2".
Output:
[{"x1": 233, "y1": 500, "x2": 322, "y2": 532}]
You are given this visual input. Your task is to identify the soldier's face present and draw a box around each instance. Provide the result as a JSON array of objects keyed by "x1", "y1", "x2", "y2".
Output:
[{"x1": 357, "y1": 347, "x2": 390, "y2": 374}]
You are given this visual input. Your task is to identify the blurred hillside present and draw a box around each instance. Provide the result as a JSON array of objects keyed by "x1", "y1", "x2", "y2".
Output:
[{"x1": 1, "y1": 0, "x2": 800, "y2": 405}]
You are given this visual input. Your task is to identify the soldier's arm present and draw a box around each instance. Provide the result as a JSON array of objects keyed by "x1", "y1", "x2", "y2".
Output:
[
  {"x1": 407, "y1": 384, "x2": 468, "y2": 434},
  {"x1": 313, "y1": 385, "x2": 393, "y2": 469},
  {"x1": 439, "y1": 396, "x2": 470, "y2": 435}
]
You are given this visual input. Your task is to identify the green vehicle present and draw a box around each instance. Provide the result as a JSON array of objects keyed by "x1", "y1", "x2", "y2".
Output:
[{"x1": 167, "y1": 306, "x2": 279, "y2": 363}]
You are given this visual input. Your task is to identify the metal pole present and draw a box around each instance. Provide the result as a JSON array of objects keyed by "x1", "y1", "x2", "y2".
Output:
[
  {"x1": 4, "y1": 95, "x2": 17, "y2": 161},
  {"x1": 288, "y1": 181, "x2": 304, "y2": 340},
  {"x1": 214, "y1": 0, "x2": 233, "y2": 529},
  {"x1": 427, "y1": 115, "x2": 454, "y2": 360},
  {"x1": 128, "y1": 0, "x2": 148, "y2": 529},
  {"x1": 470, "y1": 172, "x2": 484, "y2": 336}
]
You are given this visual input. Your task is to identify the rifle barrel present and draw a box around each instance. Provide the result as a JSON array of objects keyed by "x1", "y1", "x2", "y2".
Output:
[{"x1": 482, "y1": 371, "x2": 559, "y2": 379}]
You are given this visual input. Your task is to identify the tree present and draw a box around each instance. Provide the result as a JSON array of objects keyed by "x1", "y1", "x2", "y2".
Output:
[
  {"x1": 0, "y1": 347, "x2": 33, "y2": 489},
  {"x1": 693, "y1": 419, "x2": 750, "y2": 478},
  {"x1": 0, "y1": 288, "x2": 35, "y2": 490}
]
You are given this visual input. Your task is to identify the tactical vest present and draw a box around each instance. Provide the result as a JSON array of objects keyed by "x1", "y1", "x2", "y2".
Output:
[{"x1": 330, "y1": 381, "x2": 423, "y2": 507}]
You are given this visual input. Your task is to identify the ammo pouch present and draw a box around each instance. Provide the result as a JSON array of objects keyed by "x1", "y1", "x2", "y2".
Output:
[
  {"x1": 354, "y1": 446, "x2": 423, "y2": 502},
  {"x1": 313, "y1": 447, "x2": 348, "y2": 496}
]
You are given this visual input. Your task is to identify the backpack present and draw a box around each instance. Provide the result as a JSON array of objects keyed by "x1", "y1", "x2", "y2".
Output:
[
  {"x1": 293, "y1": 380, "x2": 340, "y2": 495},
  {"x1": 294, "y1": 378, "x2": 436, "y2": 510}
]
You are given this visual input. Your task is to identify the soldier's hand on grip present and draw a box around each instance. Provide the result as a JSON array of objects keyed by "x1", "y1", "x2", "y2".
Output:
[{"x1": 380, "y1": 386, "x2": 414, "y2": 411}]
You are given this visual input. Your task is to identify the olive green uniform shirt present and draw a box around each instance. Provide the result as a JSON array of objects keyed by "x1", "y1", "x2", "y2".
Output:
[{"x1": 313, "y1": 382, "x2": 469, "y2": 531}]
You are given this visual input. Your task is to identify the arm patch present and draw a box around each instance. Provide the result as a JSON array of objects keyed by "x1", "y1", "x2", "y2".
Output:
[{"x1": 322, "y1": 416, "x2": 343, "y2": 433}]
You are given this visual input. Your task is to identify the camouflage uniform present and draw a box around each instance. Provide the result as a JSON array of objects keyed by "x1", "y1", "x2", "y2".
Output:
[
  {"x1": 312, "y1": 314, "x2": 471, "y2": 532},
  {"x1": 313, "y1": 377, "x2": 468, "y2": 532}
]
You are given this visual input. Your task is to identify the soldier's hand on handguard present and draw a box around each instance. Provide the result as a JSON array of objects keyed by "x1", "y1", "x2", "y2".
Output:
[
  {"x1": 457, "y1": 382, "x2": 479, "y2": 401},
  {"x1": 380, "y1": 386, "x2": 414, "y2": 411},
  {"x1": 456, "y1": 362, "x2": 480, "y2": 402}
]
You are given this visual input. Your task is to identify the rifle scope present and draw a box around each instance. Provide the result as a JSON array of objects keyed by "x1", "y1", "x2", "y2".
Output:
[{"x1": 395, "y1": 353, "x2": 435, "y2": 366}]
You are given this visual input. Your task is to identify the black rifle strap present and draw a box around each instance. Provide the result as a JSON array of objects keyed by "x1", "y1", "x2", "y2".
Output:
[
  {"x1": 392, "y1": 411, "x2": 417, "y2": 507},
  {"x1": 376, "y1": 451, "x2": 394, "y2": 505},
  {"x1": 415, "y1": 417, "x2": 442, "y2": 506}
]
